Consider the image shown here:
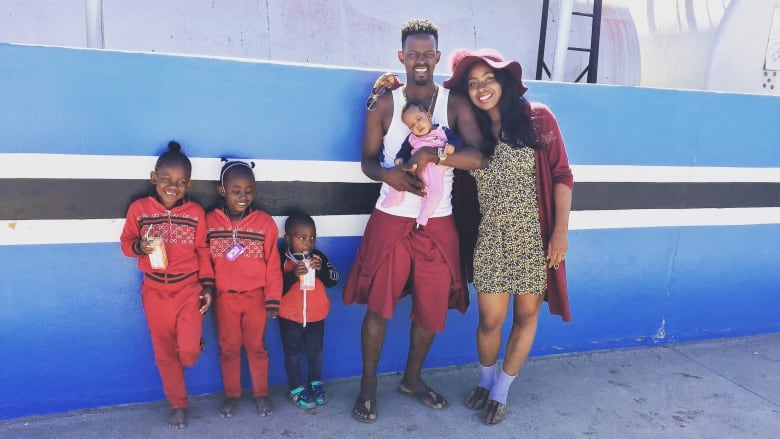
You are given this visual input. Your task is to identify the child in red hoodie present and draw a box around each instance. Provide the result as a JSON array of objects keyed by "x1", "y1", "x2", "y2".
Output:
[
  {"x1": 120, "y1": 141, "x2": 214, "y2": 429},
  {"x1": 206, "y1": 160, "x2": 282, "y2": 418},
  {"x1": 279, "y1": 212, "x2": 339, "y2": 409}
]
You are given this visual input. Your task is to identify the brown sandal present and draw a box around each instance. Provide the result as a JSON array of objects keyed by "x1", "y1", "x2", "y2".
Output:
[
  {"x1": 482, "y1": 400, "x2": 506, "y2": 425},
  {"x1": 465, "y1": 386, "x2": 490, "y2": 410}
]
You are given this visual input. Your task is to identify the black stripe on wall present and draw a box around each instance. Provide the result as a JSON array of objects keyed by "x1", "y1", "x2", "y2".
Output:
[
  {"x1": 0, "y1": 180, "x2": 380, "y2": 220},
  {"x1": 0, "y1": 180, "x2": 778, "y2": 220}
]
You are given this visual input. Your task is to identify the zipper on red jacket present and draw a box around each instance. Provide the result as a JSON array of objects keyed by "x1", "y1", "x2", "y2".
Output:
[{"x1": 165, "y1": 209, "x2": 171, "y2": 284}]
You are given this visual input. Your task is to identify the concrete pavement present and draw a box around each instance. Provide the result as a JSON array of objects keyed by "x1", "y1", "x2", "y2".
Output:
[{"x1": 2, "y1": 333, "x2": 778, "y2": 438}]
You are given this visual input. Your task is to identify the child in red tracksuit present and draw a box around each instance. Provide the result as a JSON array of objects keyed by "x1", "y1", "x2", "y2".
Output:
[
  {"x1": 279, "y1": 212, "x2": 339, "y2": 409},
  {"x1": 206, "y1": 160, "x2": 282, "y2": 419},
  {"x1": 120, "y1": 141, "x2": 214, "y2": 429}
]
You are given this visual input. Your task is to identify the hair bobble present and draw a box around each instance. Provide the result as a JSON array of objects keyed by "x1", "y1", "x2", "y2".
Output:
[
  {"x1": 219, "y1": 160, "x2": 256, "y2": 187},
  {"x1": 220, "y1": 157, "x2": 254, "y2": 168},
  {"x1": 154, "y1": 140, "x2": 191, "y2": 174}
]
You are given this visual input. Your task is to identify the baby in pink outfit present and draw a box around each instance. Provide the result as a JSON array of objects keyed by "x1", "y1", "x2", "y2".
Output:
[{"x1": 382, "y1": 102, "x2": 460, "y2": 226}]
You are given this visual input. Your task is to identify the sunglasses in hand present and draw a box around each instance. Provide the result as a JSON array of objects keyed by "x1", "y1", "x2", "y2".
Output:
[{"x1": 365, "y1": 73, "x2": 404, "y2": 111}]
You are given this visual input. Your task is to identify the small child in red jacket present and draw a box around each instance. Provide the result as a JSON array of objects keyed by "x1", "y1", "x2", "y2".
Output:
[
  {"x1": 120, "y1": 141, "x2": 214, "y2": 429},
  {"x1": 279, "y1": 212, "x2": 339, "y2": 409},
  {"x1": 206, "y1": 160, "x2": 282, "y2": 418}
]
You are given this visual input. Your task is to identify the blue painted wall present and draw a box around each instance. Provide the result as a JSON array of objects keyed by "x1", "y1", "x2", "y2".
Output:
[{"x1": 1, "y1": 44, "x2": 779, "y2": 419}]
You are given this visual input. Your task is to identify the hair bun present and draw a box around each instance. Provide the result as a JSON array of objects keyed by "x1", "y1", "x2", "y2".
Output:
[{"x1": 168, "y1": 141, "x2": 182, "y2": 152}]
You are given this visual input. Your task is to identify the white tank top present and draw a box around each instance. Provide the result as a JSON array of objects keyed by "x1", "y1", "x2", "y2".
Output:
[{"x1": 375, "y1": 86, "x2": 453, "y2": 218}]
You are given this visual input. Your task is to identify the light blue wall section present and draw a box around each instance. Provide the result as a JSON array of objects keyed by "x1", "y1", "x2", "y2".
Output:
[
  {"x1": 3, "y1": 44, "x2": 779, "y2": 166},
  {"x1": 1, "y1": 44, "x2": 779, "y2": 419},
  {"x1": 561, "y1": 225, "x2": 780, "y2": 350},
  {"x1": 0, "y1": 44, "x2": 367, "y2": 160},
  {"x1": 535, "y1": 83, "x2": 779, "y2": 167}
]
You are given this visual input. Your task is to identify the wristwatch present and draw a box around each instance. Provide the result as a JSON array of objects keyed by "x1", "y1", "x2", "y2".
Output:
[{"x1": 437, "y1": 146, "x2": 447, "y2": 163}]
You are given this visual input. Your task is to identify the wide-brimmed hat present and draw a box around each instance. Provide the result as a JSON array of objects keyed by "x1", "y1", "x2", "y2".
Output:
[{"x1": 442, "y1": 48, "x2": 527, "y2": 96}]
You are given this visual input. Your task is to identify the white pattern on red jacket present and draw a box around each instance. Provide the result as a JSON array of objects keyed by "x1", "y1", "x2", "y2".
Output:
[
  {"x1": 206, "y1": 207, "x2": 282, "y2": 312},
  {"x1": 120, "y1": 196, "x2": 214, "y2": 290}
]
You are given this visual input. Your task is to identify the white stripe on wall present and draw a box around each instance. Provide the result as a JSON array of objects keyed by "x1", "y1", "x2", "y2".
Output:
[
  {"x1": 570, "y1": 165, "x2": 780, "y2": 182},
  {"x1": 0, "y1": 215, "x2": 370, "y2": 246},
  {"x1": 2, "y1": 153, "x2": 780, "y2": 183},
  {"x1": 0, "y1": 154, "x2": 373, "y2": 183},
  {"x1": 3, "y1": 208, "x2": 780, "y2": 246},
  {"x1": 571, "y1": 208, "x2": 780, "y2": 230}
]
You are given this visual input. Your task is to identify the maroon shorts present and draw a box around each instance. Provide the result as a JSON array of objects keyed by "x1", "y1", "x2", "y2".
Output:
[{"x1": 343, "y1": 209, "x2": 466, "y2": 333}]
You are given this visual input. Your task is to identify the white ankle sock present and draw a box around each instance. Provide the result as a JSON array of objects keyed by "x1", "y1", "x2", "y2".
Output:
[
  {"x1": 477, "y1": 363, "x2": 497, "y2": 390},
  {"x1": 488, "y1": 369, "x2": 517, "y2": 405}
]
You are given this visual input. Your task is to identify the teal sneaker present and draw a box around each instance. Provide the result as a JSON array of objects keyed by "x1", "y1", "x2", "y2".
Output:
[
  {"x1": 310, "y1": 380, "x2": 327, "y2": 405},
  {"x1": 289, "y1": 386, "x2": 316, "y2": 409}
]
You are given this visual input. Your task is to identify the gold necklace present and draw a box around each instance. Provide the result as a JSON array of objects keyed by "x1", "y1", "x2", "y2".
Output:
[{"x1": 403, "y1": 85, "x2": 438, "y2": 119}]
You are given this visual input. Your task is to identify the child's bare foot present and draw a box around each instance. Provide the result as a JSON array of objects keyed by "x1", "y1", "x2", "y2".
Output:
[
  {"x1": 255, "y1": 396, "x2": 273, "y2": 416},
  {"x1": 218, "y1": 397, "x2": 240, "y2": 418},
  {"x1": 167, "y1": 408, "x2": 187, "y2": 429}
]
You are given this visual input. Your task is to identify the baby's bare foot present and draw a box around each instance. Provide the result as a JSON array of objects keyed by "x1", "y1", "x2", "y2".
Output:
[
  {"x1": 167, "y1": 408, "x2": 187, "y2": 429},
  {"x1": 218, "y1": 397, "x2": 240, "y2": 418},
  {"x1": 255, "y1": 396, "x2": 273, "y2": 417}
]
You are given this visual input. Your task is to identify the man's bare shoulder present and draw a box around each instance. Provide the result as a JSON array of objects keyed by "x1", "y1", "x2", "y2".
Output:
[
  {"x1": 443, "y1": 89, "x2": 483, "y2": 147},
  {"x1": 376, "y1": 90, "x2": 396, "y2": 113},
  {"x1": 447, "y1": 89, "x2": 470, "y2": 104},
  {"x1": 446, "y1": 90, "x2": 473, "y2": 115},
  {"x1": 445, "y1": 90, "x2": 473, "y2": 125},
  {"x1": 365, "y1": 91, "x2": 395, "y2": 130}
]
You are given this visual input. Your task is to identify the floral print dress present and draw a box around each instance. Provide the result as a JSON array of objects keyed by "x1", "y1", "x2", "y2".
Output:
[{"x1": 470, "y1": 141, "x2": 546, "y2": 295}]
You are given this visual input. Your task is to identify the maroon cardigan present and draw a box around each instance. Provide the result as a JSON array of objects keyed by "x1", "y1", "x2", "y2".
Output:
[{"x1": 453, "y1": 102, "x2": 574, "y2": 322}]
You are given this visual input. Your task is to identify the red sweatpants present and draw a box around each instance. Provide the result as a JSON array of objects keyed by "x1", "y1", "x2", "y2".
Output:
[
  {"x1": 141, "y1": 281, "x2": 203, "y2": 409},
  {"x1": 215, "y1": 287, "x2": 269, "y2": 398}
]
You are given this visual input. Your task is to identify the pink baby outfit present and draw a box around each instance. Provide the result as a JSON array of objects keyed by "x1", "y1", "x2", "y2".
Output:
[{"x1": 382, "y1": 125, "x2": 451, "y2": 226}]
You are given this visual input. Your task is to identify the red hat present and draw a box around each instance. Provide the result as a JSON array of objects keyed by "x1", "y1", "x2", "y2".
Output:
[{"x1": 442, "y1": 48, "x2": 528, "y2": 96}]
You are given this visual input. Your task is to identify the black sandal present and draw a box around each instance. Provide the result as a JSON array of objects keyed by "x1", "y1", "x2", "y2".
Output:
[
  {"x1": 465, "y1": 386, "x2": 490, "y2": 410},
  {"x1": 352, "y1": 397, "x2": 377, "y2": 423},
  {"x1": 398, "y1": 384, "x2": 448, "y2": 410}
]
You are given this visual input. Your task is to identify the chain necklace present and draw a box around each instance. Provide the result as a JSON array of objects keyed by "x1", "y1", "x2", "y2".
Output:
[
  {"x1": 403, "y1": 85, "x2": 438, "y2": 119},
  {"x1": 223, "y1": 207, "x2": 247, "y2": 261},
  {"x1": 224, "y1": 207, "x2": 246, "y2": 244}
]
